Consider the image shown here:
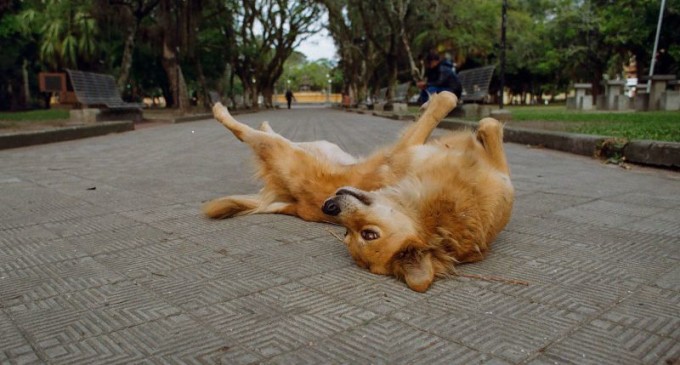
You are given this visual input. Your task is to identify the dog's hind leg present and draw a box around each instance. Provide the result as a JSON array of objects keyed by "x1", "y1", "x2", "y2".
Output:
[
  {"x1": 213, "y1": 103, "x2": 307, "y2": 171},
  {"x1": 213, "y1": 103, "x2": 282, "y2": 142},
  {"x1": 394, "y1": 91, "x2": 458, "y2": 151},
  {"x1": 476, "y1": 118, "x2": 509, "y2": 174},
  {"x1": 202, "y1": 194, "x2": 294, "y2": 219},
  {"x1": 259, "y1": 121, "x2": 275, "y2": 134}
]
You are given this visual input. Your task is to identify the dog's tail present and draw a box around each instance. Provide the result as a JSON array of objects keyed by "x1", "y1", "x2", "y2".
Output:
[
  {"x1": 202, "y1": 195, "x2": 260, "y2": 219},
  {"x1": 203, "y1": 194, "x2": 293, "y2": 219}
]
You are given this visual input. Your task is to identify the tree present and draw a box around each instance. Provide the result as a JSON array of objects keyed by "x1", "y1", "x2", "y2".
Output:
[
  {"x1": 325, "y1": 0, "x2": 500, "y2": 103},
  {"x1": 157, "y1": 0, "x2": 190, "y2": 111},
  {"x1": 18, "y1": 0, "x2": 98, "y2": 70},
  {"x1": 107, "y1": 0, "x2": 160, "y2": 91},
  {"x1": 322, "y1": 0, "x2": 379, "y2": 104},
  {"x1": 229, "y1": 0, "x2": 321, "y2": 108},
  {"x1": 280, "y1": 56, "x2": 338, "y2": 91},
  {"x1": 0, "y1": 1, "x2": 37, "y2": 110},
  {"x1": 351, "y1": 0, "x2": 408, "y2": 103}
]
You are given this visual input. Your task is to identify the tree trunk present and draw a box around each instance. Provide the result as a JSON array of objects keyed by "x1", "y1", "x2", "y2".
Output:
[
  {"x1": 242, "y1": 82, "x2": 253, "y2": 108},
  {"x1": 397, "y1": 0, "x2": 420, "y2": 82},
  {"x1": 177, "y1": 66, "x2": 189, "y2": 112},
  {"x1": 591, "y1": 67, "x2": 604, "y2": 100},
  {"x1": 22, "y1": 58, "x2": 31, "y2": 107},
  {"x1": 385, "y1": 56, "x2": 398, "y2": 102},
  {"x1": 158, "y1": 0, "x2": 188, "y2": 112},
  {"x1": 261, "y1": 85, "x2": 274, "y2": 108},
  {"x1": 161, "y1": 39, "x2": 189, "y2": 112},
  {"x1": 251, "y1": 87, "x2": 259, "y2": 109},
  {"x1": 193, "y1": 56, "x2": 210, "y2": 109},
  {"x1": 117, "y1": 19, "x2": 139, "y2": 92},
  {"x1": 228, "y1": 68, "x2": 237, "y2": 108}
]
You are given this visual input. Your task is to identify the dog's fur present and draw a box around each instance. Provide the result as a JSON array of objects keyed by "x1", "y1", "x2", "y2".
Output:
[{"x1": 204, "y1": 92, "x2": 514, "y2": 292}]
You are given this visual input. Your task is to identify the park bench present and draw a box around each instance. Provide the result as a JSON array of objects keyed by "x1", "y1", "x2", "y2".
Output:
[
  {"x1": 65, "y1": 69, "x2": 143, "y2": 110},
  {"x1": 457, "y1": 65, "x2": 496, "y2": 103},
  {"x1": 373, "y1": 82, "x2": 411, "y2": 113},
  {"x1": 375, "y1": 82, "x2": 411, "y2": 104},
  {"x1": 393, "y1": 82, "x2": 411, "y2": 103},
  {"x1": 65, "y1": 69, "x2": 143, "y2": 123},
  {"x1": 208, "y1": 90, "x2": 221, "y2": 106}
]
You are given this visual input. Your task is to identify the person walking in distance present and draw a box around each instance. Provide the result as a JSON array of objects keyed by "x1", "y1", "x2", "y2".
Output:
[{"x1": 285, "y1": 89, "x2": 295, "y2": 109}]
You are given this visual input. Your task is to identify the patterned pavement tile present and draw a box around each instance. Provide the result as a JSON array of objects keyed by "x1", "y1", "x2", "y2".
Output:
[
  {"x1": 541, "y1": 318, "x2": 680, "y2": 365},
  {"x1": 1, "y1": 107, "x2": 679, "y2": 364}
]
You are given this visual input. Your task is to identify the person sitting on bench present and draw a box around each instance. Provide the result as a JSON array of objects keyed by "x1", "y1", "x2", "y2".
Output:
[{"x1": 417, "y1": 51, "x2": 462, "y2": 104}]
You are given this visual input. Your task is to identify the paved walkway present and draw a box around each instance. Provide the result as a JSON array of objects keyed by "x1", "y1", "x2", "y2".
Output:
[{"x1": 1, "y1": 107, "x2": 678, "y2": 364}]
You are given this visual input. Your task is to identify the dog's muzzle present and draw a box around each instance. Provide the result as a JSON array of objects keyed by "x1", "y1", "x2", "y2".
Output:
[
  {"x1": 322, "y1": 187, "x2": 373, "y2": 216},
  {"x1": 322, "y1": 198, "x2": 341, "y2": 216}
]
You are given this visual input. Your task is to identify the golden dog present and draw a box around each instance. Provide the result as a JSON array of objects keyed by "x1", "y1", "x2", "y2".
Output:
[{"x1": 204, "y1": 92, "x2": 514, "y2": 292}]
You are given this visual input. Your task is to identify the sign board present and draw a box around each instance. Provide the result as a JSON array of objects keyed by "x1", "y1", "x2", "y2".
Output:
[{"x1": 38, "y1": 73, "x2": 67, "y2": 93}]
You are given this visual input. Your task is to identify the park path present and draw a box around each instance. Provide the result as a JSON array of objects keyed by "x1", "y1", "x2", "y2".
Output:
[{"x1": 1, "y1": 106, "x2": 679, "y2": 364}]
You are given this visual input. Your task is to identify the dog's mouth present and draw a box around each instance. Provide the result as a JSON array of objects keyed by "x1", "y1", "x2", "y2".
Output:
[{"x1": 336, "y1": 188, "x2": 372, "y2": 206}]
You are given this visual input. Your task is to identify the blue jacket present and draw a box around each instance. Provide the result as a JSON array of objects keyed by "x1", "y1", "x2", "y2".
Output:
[{"x1": 426, "y1": 60, "x2": 463, "y2": 98}]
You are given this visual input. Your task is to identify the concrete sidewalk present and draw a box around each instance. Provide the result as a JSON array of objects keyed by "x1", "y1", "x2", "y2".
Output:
[{"x1": 1, "y1": 107, "x2": 678, "y2": 364}]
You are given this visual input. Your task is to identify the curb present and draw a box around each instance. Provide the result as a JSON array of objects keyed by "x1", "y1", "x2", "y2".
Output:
[
  {"x1": 161, "y1": 109, "x2": 259, "y2": 124},
  {"x1": 344, "y1": 107, "x2": 680, "y2": 169},
  {"x1": 623, "y1": 140, "x2": 680, "y2": 168},
  {"x1": 0, "y1": 109, "x2": 261, "y2": 151},
  {"x1": 440, "y1": 119, "x2": 680, "y2": 168},
  {"x1": 172, "y1": 113, "x2": 213, "y2": 123},
  {"x1": 0, "y1": 121, "x2": 134, "y2": 151}
]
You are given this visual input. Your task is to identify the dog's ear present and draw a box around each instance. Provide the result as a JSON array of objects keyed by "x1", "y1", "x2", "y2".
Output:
[{"x1": 393, "y1": 245, "x2": 435, "y2": 292}]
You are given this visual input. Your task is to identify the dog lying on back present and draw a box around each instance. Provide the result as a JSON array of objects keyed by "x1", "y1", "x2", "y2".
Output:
[{"x1": 203, "y1": 92, "x2": 514, "y2": 292}]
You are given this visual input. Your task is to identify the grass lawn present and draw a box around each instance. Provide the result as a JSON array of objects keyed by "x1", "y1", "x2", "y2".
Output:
[
  {"x1": 0, "y1": 109, "x2": 71, "y2": 130},
  {"x1": 0, "y1": 109, "x2": 70, "y2": 121},
  {"x1": 507, "y1": 106, "x2": 680, "y2": 142},
  {"x1": 408, "y1": 104, "x2": 679, "y2": 142}
]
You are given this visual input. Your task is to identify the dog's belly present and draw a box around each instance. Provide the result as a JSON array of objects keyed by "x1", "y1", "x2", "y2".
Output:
[{"x1": 297, "y1": 141, "x2": 357, "y2": 165}]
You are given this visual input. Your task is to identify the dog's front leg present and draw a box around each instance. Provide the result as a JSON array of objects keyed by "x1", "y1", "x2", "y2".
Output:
[{"x1": 394, "y1": 91, "x2": 458, "y2": 151}]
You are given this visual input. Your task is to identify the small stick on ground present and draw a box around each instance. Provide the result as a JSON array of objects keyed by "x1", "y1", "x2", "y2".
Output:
[
  {"x1": 325, "y1": 228, "x2": 345, "y2": 243},
  {"x1": 456, "y1": 273, "x2": 529, "y2": 286}
]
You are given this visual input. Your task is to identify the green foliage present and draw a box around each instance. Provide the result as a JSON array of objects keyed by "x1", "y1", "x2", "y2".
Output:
[
  {"x1": 18, "y1": 0, "x2": 98, "y2": 69},
  {"x1": 280, "y1": 56, "x2": 339, "y2": 92}
]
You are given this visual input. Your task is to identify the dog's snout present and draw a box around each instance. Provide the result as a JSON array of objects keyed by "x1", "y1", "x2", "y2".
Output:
[{"x1": 322, "y1": 199, "x2": 341, "y2": 216}]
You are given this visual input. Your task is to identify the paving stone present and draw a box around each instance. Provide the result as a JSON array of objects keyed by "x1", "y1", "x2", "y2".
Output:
[
  {"x1": 542, "y1": 318, "x2": 680, "y2": 365},
  {"x1": 0, "y1": 107, "x2": 678, "y2": 363}
]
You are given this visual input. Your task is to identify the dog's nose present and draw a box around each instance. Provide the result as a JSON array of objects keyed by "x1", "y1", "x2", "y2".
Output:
[{"x1": 322, "y1": 199, "x2": 341, "y2": 216}]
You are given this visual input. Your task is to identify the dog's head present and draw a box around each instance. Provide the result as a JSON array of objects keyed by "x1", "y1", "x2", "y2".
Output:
[{"x1": 322, "y1": 186, "x2": 437, "y2": 292}]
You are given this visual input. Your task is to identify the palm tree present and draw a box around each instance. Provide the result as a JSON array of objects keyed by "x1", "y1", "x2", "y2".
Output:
[{"x1": 19, "y1": 0, "x2": 98, "y2": 70}]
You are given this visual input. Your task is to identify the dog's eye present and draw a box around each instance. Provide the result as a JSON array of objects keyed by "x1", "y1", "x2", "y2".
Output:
[
  {"x1": 344, "y1": 229, "x2": 350, "y2": 237},
  {"x1": 361, "y1": 229, "x2": 380, "y2": 241}
]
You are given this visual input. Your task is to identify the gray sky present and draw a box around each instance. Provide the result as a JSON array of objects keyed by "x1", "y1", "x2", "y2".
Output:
[
  {"x1": 295, "y1": 12, "x2": 337, "y2": 62},
  {"x1": 297, "y1": 30, "x2": 337, "y2": 61}
]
